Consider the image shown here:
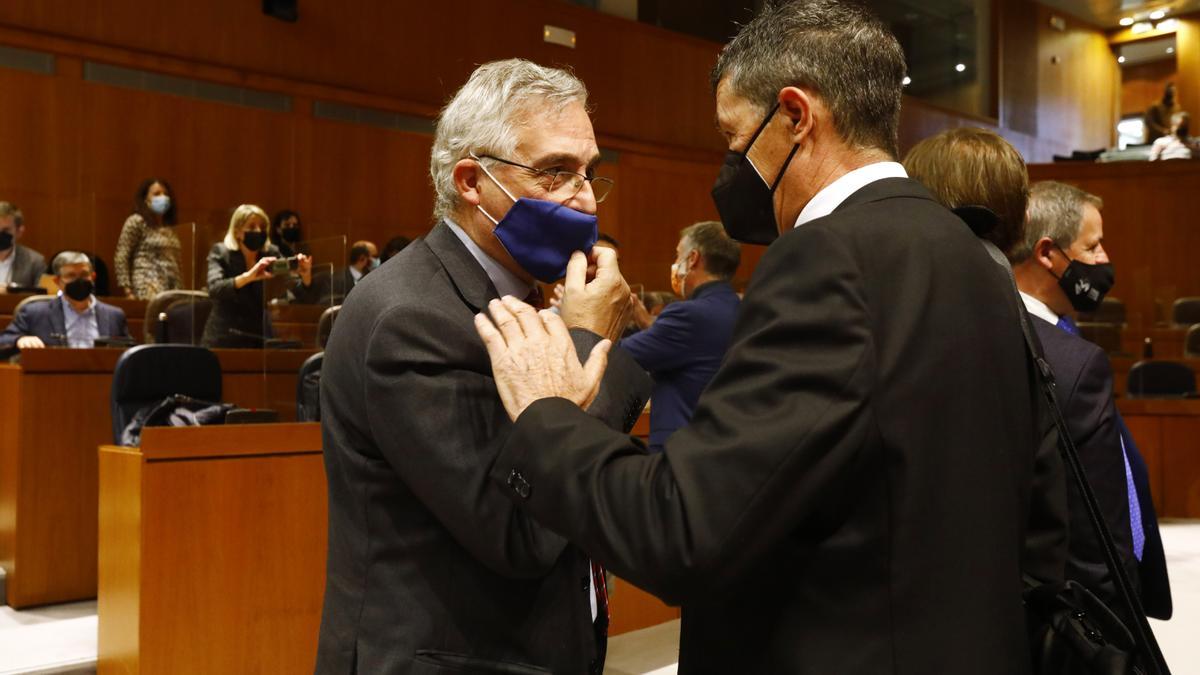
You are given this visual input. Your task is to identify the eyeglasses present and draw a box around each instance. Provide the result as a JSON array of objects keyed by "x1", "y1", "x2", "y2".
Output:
[{"x1": 477, "y1": 154, "x2": 614, "y2": 204}]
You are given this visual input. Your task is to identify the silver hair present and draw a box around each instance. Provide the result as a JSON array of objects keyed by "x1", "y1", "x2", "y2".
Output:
[
  {"x1": 429, "y1": 59, "x2": 589, "y2": 222},
  {"x1": 1012, "y1": 181, "x2": 1104, "y2": 263},
  {"x1": 52, "y1": 250, "x2": 91, "y2": 275},
  {"x1": 711, "y1": 0, "x2": 906, "y2": 158},
  {"x1": 0, "y1": 201, "x2": 24, "y2": 227}
]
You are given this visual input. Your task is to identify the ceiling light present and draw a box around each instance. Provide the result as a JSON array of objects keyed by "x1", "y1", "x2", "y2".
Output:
[
  {"x1": 1120, "y1": 17, "x2": 1134, "y2": 26},
  {"x1": 1167, "y1": 47, "x2": 1176, "y2": 54},
  {"x1": 1118, "y1": 55, "x2": 1127, "y2": 63},
  {"x1": 1132, "y1": 21, "x2": 1153, "y2": 33},
  {"x1": 955, "y1": 63, "x2": 966, "y2": 72},
  {"x1": 902, "y1": 76, "x2": 912, "y2": 86},
  {"x1": 1158, "y1": 18, "x2": 1177, "y2": 30},
  {"x1": 1149, "y1": 9, "x2": 1166, "y2": 20}
]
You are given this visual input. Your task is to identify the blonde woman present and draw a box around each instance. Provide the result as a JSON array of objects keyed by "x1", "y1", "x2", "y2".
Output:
[{"x1": 202, "y1": 204, "x2": 314, "y2": 348}]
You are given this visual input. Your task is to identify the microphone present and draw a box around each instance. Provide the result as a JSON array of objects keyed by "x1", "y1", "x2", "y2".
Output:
[{"x1": 48, "y1": 332, "x2": 69, "y2": 347}]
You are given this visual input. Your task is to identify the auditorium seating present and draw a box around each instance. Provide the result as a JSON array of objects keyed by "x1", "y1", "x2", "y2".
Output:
[
  {"x1": 110, "y1": 344, "x2": 223, "y2": 444},
  {"x1": 1126, "y1": 360, "x2": 1198, "y2": 399},
  {"x1": 296, "y1": 352, "x2": 324, "y2": 422},
  {"x1": 317, "y1": 304, "x2": 340, "y2": 349},
  {"x1": 1172, "y1": 297, "x2": 1200, "y2": 328},
  {"x1": 144, "y1": 290, "x2": 214, "y2": 344},
  {"x1": 1078, "y1": 297, "x2": 1126, "y2": 326},
  {"x1": 1078, "y1": 322, "x2": 1124, "y2": 355}
]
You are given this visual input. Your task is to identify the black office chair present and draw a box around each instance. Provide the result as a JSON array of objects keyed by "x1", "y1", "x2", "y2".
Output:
[
  {"x1": 1126, "y1": 360, "x2": 1197, "y2": 398},
  {"x1": 296, "y1": 351, "x2": 324, "y2": 422},
  {"x1": 1077, "y1": 297, "x2": 1125, "y2": 326},
  {"x1": 1171, "y1": 297, "x2": 1200, "y2": 327},
  {"x1": 111, "y1": 344, "x2": 222, "y2": 444},
  {"x1": 1185, "y1": 325, "x2": 1200, "y2": 359},
  {"x1": 1077, "y1": 322, "x2": 1124, "y2": 355},
  {"x1": 144, "y1": 290, "x2": 212, "y2": 344},
  {"x1": 317, "y1": 305, "x2": 341, "y2": 349}
]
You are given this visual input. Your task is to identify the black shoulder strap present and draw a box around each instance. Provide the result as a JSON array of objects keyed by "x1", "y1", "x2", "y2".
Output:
[{"x1": 978, "y1": 238, "x2": 1170, "y2": 675}]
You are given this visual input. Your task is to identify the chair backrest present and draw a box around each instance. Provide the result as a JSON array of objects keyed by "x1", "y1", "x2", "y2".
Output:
[
  {"x1": 1126, "y1": 360, "x2": 1197, "y2": 398},
  {"x1": 14, "y1": 294, "x2": 54, "y2": 314},
  {"x1": 1077, "y1": 297, "x2": 1125, "y2": 326},
  {"x1": 296, "y1": 351, "x2": 324, "y2": 422},
  {"x1": 1186, "y1": 325, "x2": 1200, "y2": 359},
  {"x1": 163, "y1": 296, "x2": 215, "y2": 344},
  {"x1": 144, "y1": 290, "x2": 210, "y2": 343},
  {"x1": 1171, "y1": 297, "x2": 1200, "y2": 327},
  {"x1": 317, "y1": 305, "x2": 341, "y2": 349},
  {"x1": 111, "y1": 344, "x2": 222, "y2": 444},
  {"x1": 1077, "y1": 322, "x2": 1123, "y2": 355}
]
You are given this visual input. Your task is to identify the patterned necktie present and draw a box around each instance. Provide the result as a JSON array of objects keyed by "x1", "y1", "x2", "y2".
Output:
[{"x1": 1056, "y1": 314, "x2": 1080, "y2": 336}]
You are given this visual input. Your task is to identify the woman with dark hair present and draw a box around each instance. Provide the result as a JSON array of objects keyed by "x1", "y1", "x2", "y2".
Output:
[
  {"x1": 113, "y1": 177, "x2": 182, "y2": 299},
  {"x1": 270, "y1": 209, "x2": 303, "y2": 257}
]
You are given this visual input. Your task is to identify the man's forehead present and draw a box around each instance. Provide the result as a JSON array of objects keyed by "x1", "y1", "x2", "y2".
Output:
[{"x1": 513, "y1": 100, "x2": 599, "y2": 164}]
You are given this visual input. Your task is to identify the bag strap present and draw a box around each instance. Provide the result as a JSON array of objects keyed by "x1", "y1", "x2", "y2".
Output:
[{"x1": 977, "y1": 237, "x2": 1170, "y2": 675}]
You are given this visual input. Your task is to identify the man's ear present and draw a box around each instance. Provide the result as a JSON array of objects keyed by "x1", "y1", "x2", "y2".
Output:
[
  {"x1": 453, "y1": 158, "x2": 483, "y2": 207},
  {"x1": 1034, "y1": 237, "x2": 1057, "y2": 271},
  {"x1": 778, "y1": 86, "x2": 817, "y2": 146},
  {"x1": 687, "y1": 248, "x2": 702, "y2": 271}
]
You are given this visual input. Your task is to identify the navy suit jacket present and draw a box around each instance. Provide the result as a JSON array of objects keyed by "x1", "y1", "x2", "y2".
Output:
[
  {"x1": 0, "y1": 295, "x2": 129, "y2": 347},
  {"x1": 620, "y1": 280, "x2": 740, "y2": 450}
]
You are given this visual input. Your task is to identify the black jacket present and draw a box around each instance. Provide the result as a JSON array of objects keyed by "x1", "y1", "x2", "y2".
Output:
[
  {"x1": 1032, "y1": 317, "x2": 1140, "y2": 606},
  {"x1": 491, "y1": 178, "x2": 1068, "y2": 674},
  {"x1": 201, "y1": 242, "x2": 315, "y2": 347},
  {"x1": 315, "y1": 222, "x2": 651, "y2": 674}
]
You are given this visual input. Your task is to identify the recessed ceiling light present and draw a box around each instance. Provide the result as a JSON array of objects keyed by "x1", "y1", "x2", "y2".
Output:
[
  {"x1": 1120, "y1": 17, "x2": 1134, "y2": 26},
  {"x1": 902, "y1": 76, "x2": 912, "y2": 86},
  {"x1": 1150, "y1": 9, "x2": 1166, "y2": 19},
  {"x1": 1132, "y1": 21, "x2": 1153, "y2": 33},
  {"x1": 1158, "y1": 18, "x2": 1177, "y2": 30},
  {"x1": 1118, "y1": 55, "x2": 1127, "y2": 63},
  {"x1": 1167, "y1": 46, "x2": 1176, "y2": 54},
  {"x1": 955, "y1": 63, "x2": 966, "y2": 72}
]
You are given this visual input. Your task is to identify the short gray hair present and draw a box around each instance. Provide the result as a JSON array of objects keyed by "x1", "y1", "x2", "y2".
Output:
[
  {"x1": 681, "y1": 221, "x2": 741, "y2": 279},
  {"x1": 0, "y1": 201, "x2": 24, "y2": 227},
  {"x1": 52, "y1": 251, "x2": 91, "y2": 275},
  {"x1": 430, "y1": 59, "x2": 589, "y2": 221},
  {"x1": 1011, "y1": 181, "x2": 1104, "y2": 263},
  {"x1": 712, "y1": 0, "x2": 906, "y2": 158}
]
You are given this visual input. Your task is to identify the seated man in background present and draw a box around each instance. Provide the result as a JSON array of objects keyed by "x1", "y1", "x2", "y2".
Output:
[
  {"x1": 0, "y1": 201, "x2": 47, "y2": 292},
  {"x1": 1012, "y1": 180, "x2": 1171, "y2": 618},
  {"x1": 622, "y1": 221, "x2": 741, "y2": 452},
  {"x1": 342, "y1": 240, "x2": 376, "y2": 295},
  {"x1": 0, "y1": 251, "x2": 129, "y2": 349},
  {"x1": 1149, "y1": 111, "x2": 1196, "y2": 161}
]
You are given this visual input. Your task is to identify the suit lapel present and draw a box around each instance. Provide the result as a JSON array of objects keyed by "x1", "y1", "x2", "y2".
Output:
[
  {"x1": 425, "y1": 221, "x2": 498, "y2": 312},
  {"x1": 48, "y1": 296, "x2": 67, "y2": 336}
]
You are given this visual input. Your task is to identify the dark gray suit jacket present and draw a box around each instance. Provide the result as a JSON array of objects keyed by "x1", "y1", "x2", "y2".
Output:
[
  {"x1": 4, "y1": 245, "x2": 46, "y2": 289},
  {"x1": 316, "y1": 221, "x2": 650, "y2": 674},
  {"x1": 0, "y1": 295, "x2": 129, "y2": 347},
  {"x1": 490, "y1": 179, "x2": 1068, "y2": 674}
]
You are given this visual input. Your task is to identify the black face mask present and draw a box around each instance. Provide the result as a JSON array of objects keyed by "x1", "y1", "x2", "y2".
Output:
[
  {"x1": 242, "y1": 230, "x2": 267, "y2": 252},
  {"x1": 63, "y1": 278, "x2": 94, "y2": 302},
  {"x1": 1055, "y1": 247, "x2": 1114, "y2": 313},
  {"x1": 280, "y1": 227, "x2": 301, "y2": 243},
  {"x1": 711, "y1": 103, "x2": 800, "y2": 245},
  {"x1": 0, "y1": 230, "x2": 13, "y2": 252}
]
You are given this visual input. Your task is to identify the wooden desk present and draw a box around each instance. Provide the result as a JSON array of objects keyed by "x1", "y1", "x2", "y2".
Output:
[
  {"x1": 1117, "y1": 398, "x2": 1200, "y2": 518},
  {"x1": 0, "y1": 347, "x2": 315, "y2": 608},
  {"x1": 98, "y1": 424, "x2": 325, "y2": 674}
]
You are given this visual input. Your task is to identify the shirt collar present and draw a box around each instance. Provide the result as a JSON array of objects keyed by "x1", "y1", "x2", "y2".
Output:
[
  {"x1": 349, "y1": 266, "x2": 363, "y2": 282},
  {"x1": 57, "y1": 291, "x2": 97, "y2": 315},
  {"x1": 444, "y1": 218, "x2": 534, "y2": 301},
  {"x1": 794, "y1": 161, "x2": 908, "y2": 228},
  {"x1": 1020, "y1": 291, "x2": 1059, "y2": 325}
]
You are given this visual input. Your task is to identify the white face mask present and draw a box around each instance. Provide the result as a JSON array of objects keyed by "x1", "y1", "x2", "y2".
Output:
[
  {"x1": 671, "y1": 254, "x2": 690, "y2": 297},
  {"x1": 149, "y1": 194, "x2": 171, "y2": 215}
]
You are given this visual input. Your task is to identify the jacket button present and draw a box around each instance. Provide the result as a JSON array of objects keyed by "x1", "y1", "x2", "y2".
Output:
[
  {"x1": 582, "y1": 576, "x2": 590, "y2": 591},
  {"x1": 507, "y1": 469, "x2": 532, "y2": 499}
]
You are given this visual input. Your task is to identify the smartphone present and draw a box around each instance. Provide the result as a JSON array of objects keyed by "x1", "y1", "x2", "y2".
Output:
[{"x1": 271, "y1": 256, "x2": 299, "y2": 275}]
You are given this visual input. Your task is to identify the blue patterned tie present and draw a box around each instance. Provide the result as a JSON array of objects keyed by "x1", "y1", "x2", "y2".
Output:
[
  {"x1": 1056, "y1": 314, "x2": 1080, "y2": 336},
  {"x1": 1054, "y1": 313, "x2": 1144, "y2": 560}
]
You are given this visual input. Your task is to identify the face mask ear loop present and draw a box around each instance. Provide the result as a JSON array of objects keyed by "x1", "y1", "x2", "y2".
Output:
[
  {"x1": 769, "y1": 143, "x2": 801, "y2": 193},
  {"x1": 470, "y1": 152, "x2": 519, "y2": 204}
]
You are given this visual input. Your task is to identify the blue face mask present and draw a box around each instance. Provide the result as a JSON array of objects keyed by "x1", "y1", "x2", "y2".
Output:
[
  {"x1": 474, "y1": 156, "x2": 598, "y2": 283},
  {"x1": 149, "y1": 194, "x2": 171, "y2": 216}
]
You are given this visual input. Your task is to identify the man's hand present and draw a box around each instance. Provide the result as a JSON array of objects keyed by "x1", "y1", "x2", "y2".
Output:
[
  {"x1": 630, "y1": 292, "x2": 654, "y2": 330},
  {"x1": 475, "y1": 296, "x2": 611, "y2": 421},
  {"x1": 16, "y1": 335, "x2": 45, "y2": 349},
  {"x1": 296, "y1": 253, "x2": 313, "y2": 286},
  {"x1": 548, "y1": 283, "x2": 565, "y2": 309},
  {"x1": 558, "y1": 247, "x2": 631, "y2": 342}
]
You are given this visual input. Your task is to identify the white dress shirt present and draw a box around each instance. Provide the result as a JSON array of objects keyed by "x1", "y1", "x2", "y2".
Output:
[
  {"x1": 0, "y1": 251, "x2": 13, "y2": 286},
  {"x1": 794, "y1": 162, "x2": 909, "y2": 228},
  {"x1": 1019, "y1": 291, "x2": 1059, "y2": 326},
  {"x1": 445, "y1": 219, "x2": 534, "y2": 301}
]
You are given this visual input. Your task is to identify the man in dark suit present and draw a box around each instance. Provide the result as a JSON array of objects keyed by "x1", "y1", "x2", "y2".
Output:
[
  {"x1": 622, "y1": 221, "x2": 741, "y2": 452},
  {"x1": 1013, "y1": 180, "x2": 1171, "y2": 618},
  {"x1": 0, "y1": 201, "x2": 47, "y2": 291},
  {"x1": 474, "y1": 3, "x2": 1067, "y2": 673},
  {"x1": 316, "y1": 59, "x2": 650, "y2": 674},
  {"x1": 0, "y1": 251, "x2": 128, "y2": 349}
]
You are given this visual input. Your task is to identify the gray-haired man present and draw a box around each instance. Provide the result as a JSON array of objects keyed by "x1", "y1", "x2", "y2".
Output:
[
  {"x1": 0, "y1": 251, "x2": 129, "y2": 349},
  {"x1": 315, "y1": 59, "x2": 650, "y2": 674}
]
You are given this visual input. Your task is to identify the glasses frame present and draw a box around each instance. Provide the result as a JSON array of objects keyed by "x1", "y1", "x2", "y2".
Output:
[{"x1": 477, "y1": 154, "x2": 614, "y2": 204}]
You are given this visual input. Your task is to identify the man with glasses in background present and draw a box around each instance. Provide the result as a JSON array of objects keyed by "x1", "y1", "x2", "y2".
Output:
[{"x1": 315, "y1": 59, "x2": 649, "y2": 675}]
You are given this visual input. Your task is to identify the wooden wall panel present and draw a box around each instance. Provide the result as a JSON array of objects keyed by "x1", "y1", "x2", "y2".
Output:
[
  {"x1": 1177, "y1": 15, "x2": 1200, "y2": 126},
  {"x1": 1121, "y1": 58, "x2": 1176, "y2": 118},
  {"x1": 1035, "y1": 4, "x2": 1119, "y2": 153}
]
